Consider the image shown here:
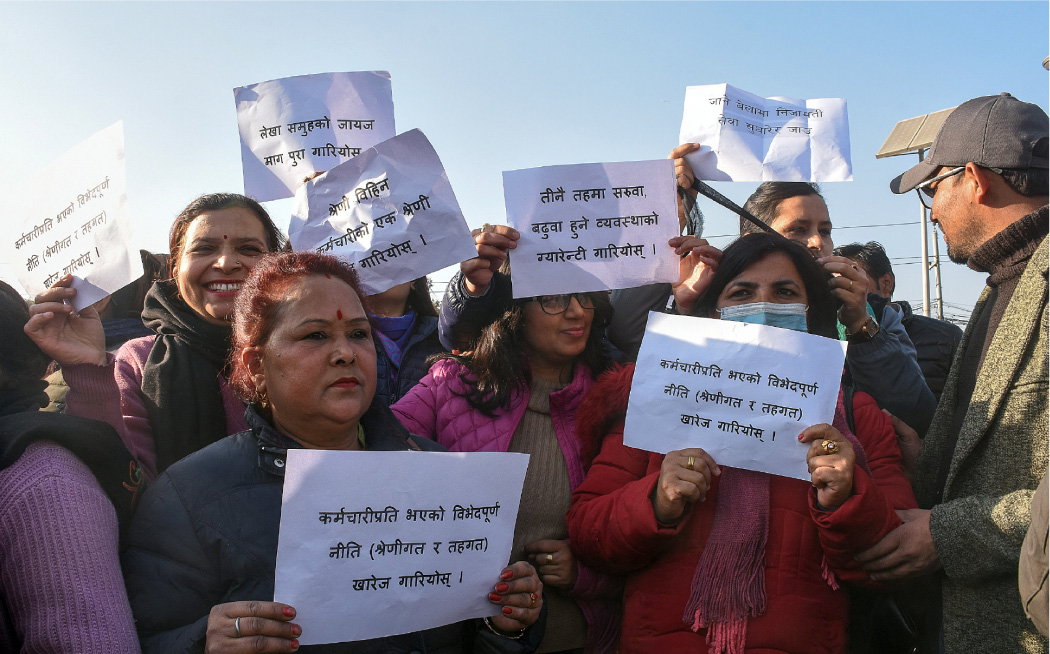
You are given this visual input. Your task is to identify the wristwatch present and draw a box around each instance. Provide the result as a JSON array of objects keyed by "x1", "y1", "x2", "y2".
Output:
[{"x1": 846, "y1": 315, "x2": 880, "y2": 343}]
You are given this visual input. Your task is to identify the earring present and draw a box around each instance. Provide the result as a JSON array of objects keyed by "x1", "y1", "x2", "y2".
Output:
[{"x1": 258, "y1": 388, "x2": 269, "y2": 409}]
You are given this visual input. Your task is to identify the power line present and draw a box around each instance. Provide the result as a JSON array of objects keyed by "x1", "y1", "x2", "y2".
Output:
[{"x1": 702, "y1": 220, "x2": 921, "y2": 240}]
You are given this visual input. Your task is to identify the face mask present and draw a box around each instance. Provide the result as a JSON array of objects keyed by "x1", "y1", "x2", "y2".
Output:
[{"x1": 719, "y1": 302, "x2": 808, "y2": 332}]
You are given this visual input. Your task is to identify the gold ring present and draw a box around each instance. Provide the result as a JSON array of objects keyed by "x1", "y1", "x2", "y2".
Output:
[
  {"x1": 546, "y1": 553, "x2": 553, "y2": 564},
  {"x1": 821, "y1": 439, "x2": 840, "y2": 455},
  {"x1": 530, "y1": 592, "x2": 537, "y2": 607},
  {"x1": 686, "y1": 455, "x2": 695, "y2": 471}
]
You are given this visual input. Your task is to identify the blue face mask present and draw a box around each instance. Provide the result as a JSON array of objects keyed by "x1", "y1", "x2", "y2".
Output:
[{"x1": 719, "y1": 302, "x2": 808, "y2": 332}]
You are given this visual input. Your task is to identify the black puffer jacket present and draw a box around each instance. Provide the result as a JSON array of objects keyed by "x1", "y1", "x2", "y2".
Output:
[
  {"x1": 122, "y1": 399, "x2": 543, "y2": 654},
  {"x1": 374, "y1": 314, "x2": 444, "y2": 406},
  {"x1": 876, "y1": 299, "x2": 963, "y2": 401}
]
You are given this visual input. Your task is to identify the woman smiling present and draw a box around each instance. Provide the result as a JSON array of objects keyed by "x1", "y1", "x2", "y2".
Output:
[
  {"x1": 25, "y1": 193, "x2": 284, "y2": 481},
  {"x1": 122, "y1": 252, "x2": 544, "y2": 653}
]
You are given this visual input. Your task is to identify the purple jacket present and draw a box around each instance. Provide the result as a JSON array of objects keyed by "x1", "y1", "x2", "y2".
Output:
[
  {"x1": 63, "y1": 335, "x2": 248, "y2": 483},
  {"x1": 392, "y1": 359, "x2": 620, "y2": 654},
  {"x1": 0, "y1": 442, "x2": 140, "y2": 653}
]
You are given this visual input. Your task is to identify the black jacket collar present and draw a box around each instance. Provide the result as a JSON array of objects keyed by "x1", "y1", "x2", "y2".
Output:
[{"x1": 244, "y1": 396, "x2": 431, "y2": 477}]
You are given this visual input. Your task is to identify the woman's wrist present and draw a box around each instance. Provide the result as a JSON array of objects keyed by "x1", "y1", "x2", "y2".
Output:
[{"x1": 482, "y1": 616, "x2": 526, "y2": 639}]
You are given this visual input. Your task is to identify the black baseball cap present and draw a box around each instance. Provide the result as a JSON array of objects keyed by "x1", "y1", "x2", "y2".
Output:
[{"x1": 890, "y1": 93, "x2": 1049, "y2": 194}]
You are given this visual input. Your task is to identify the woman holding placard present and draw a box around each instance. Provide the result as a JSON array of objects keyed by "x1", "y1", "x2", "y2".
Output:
[
  {"x1": 25, "y1": 193, "x2": 285, "y2": 482},
  {"x1": 392, "y1": 276, "x2": 620, "y2": 654},
  {"x1": 122, "y1": 252, "x2": 543, "y2": 653},
  {"x1": 566, "y1": 233, "x2": 916, "y2": 654}
]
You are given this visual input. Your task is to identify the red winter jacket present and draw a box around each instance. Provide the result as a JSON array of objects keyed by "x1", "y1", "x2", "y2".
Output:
[{"x1": 566, "y1": 364, "x2": 917, "y2": 654}]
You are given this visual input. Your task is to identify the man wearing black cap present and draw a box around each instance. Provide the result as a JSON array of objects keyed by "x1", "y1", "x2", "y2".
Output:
[{"x1": 858, "y1": 93, "x2": 1048, "y2": 653}]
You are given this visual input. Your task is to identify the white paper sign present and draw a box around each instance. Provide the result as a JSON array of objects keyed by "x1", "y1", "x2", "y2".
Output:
[
  {"x1": 234, "y1": 72, "x2": 396, "y2": 202},
  {"x1": 678, "y1": 83, "x2": 852, "y2": 183},
  {"x1": 289, "y1": 129, "x2": 477, "y2": 295},
  {"x1": 503, "y1": 159, "x2": 679, "y2": 298},
  {"x1": 624, "y1": 312, "x2": 847, "y2": 480},
  {"x1": 0, "y1": 121, "x2": 140, "y2": 311},
  {"x1": 274, "y1": 450, "x2": 528, "y2": 645}
]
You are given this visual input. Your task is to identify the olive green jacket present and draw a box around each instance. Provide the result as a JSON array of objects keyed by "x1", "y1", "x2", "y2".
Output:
[{"x1": 915, "y1": 232, "x2": 1049, "y2": 654}]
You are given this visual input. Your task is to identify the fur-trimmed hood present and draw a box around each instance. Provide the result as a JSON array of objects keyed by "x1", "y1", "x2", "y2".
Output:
[{"x1": 574, "y1": 363, "x2": 636, "y2": 469}]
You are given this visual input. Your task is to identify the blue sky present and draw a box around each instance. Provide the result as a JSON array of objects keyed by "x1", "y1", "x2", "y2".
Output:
[{"x1": 1, "y1": 1, "x2": 1047, "y2": 321}]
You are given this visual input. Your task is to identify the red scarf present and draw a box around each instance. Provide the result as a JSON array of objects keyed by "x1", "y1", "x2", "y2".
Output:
[{"x1": 682, "y1": 388, "x2": 868, "y2": 653}]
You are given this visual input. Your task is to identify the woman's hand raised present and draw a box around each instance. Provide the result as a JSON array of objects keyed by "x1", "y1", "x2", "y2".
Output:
[
  {"x1": 24, "y1": 275, "x2": 107, "y2": 367},
  {"x1": 461, "y1": 224, "x2": 518, "y2": 297},
  {"x1": 651, "y1": 448, "x2": 720, "y2": 524},
  {"x1": 487, "y1": 561, "x2": 543, "y2": 634},
  {"x1": 800, "y1": 423, "x2": 856, "y2": 511},
  {"x1": 670, "y1": 236, "x2": 722, "y2": 315},
  {"x1": 205, "y1": 601, "x2": 301, "y2": 653},
  {"x1": 819, "y1": 256, "x2": 871, "y2": 335}
]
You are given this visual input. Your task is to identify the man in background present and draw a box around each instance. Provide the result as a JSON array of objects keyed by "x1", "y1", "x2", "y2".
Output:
[{"x1": 835, "y1": 241, "x2": 963, "y2": 400}]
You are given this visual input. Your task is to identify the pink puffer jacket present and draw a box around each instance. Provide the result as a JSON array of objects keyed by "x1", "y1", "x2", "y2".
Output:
[{"x1": 391, "y1": 358, "x2": 620, "y2": 654}]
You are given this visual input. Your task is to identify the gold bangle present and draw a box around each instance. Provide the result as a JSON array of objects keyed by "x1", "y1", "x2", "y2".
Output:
[{"x1": 482, "y1": 616, "x2": 526, "y2": 640}]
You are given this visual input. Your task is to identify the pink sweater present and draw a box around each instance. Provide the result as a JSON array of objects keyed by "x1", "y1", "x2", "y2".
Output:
[
  {"x1": 0, "y1": 441, "x2": 140, "y2": 653},
  {"x1": 391, "y1": 359, "x2": 620, "y2": 654},
  {"x1": 63, "y1": 335, "x2": 248, "y2": 482}
]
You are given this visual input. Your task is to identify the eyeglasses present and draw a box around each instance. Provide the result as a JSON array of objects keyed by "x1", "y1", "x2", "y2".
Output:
[
  {"x1": 527, "y1": 293, "x2": 597, "y2": 315},
  {"x1": 914, "y1": 165, "x2": 1002, "y2": 211}
]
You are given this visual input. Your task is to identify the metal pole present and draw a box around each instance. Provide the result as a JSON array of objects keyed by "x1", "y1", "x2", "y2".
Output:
[
  {"x1": 917, "y1": 149, "x2": 931, "y2": 317},
  {"x1": 932, "y1": 223, "x2": 945, "y2": 320}
]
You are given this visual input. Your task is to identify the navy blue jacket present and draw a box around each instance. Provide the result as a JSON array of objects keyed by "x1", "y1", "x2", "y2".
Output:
[
  {"x1": 374, "y1": 315, "x2": 444, "y2": 406},
  {"x1": 123, "y1": 400, "x2": 543, "y2": 653}
]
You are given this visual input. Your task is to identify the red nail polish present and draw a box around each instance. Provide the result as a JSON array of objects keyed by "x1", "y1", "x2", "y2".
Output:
[
  {"x1": 283, "y1": 606, "x2": 296, "y2": 617},
  {"x1": 502, "y1": 606, "x2": 513, "y2": 615},
  {"x1": 291, "y1": 625, "x2": 301, "y2": 636},
  {"x1": 489, "y1": 592, "x2": 502, "y2": 602},
  {"x1": 797, "y1": 433, "x2": 804, "y2": 442},
  {"x1": 500, "y1": 569, "x2": 513, "y2": 580},
  {"x1": 290, "y1": 639, "x2": 299, "y2": 650},
  {"x1": 495, "y1": 583, "x2": 509, "y2": 593}
]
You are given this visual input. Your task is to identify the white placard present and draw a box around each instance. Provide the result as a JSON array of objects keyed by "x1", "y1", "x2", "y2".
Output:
[
  {"x1": 678, "y1": 83, "x2": 852, "y2": 182},
  {"x1": 289, "y1": 129, "x2": 476, "y2": 295},
  {"x1": 0, "y1": 121, "x2": 141, "y2": 311},
  {"x1": 234, "y1": 71, "x2": 396, "y2": 202},
  {"x1": 274, "y1": 450, "x2": 528, "y2": 646},
  {"x1": 624, "y1": 312, "x2": 847, "y2": 480},
  {"x1": 502, "y1": 159, "x2": 679, "y2": 298}
]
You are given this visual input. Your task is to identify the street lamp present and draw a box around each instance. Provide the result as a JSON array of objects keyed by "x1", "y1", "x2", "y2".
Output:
[{"x1": 876, "y1": 107, "x2": 955, "y2": 319}]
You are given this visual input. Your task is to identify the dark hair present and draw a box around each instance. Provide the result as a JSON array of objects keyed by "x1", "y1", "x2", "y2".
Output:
[
  {"x1": 407, "y1": 276, "x2": 438, "y2": 318},
  {"x1": 228, "y1": 252, "x2": 370, "y2": 404},
  {"x1": 0, "y1": 281, "x2": 51, "y2": 392},
  {"x1": 442, "y1": 292, "x2": 613, "y2": 415},
  {"x1": 740, "y1": 182, "x2": 824, "y2": 235},
  {"x1": 692, "y1": 233, "x2": 839, "y2": 339},
  {"x1": 168, "y1": 193, "x2": 285, "y2": 278},
  {"x1": 833, "y1": 241, "x2": 893, "y2": 281},
  {"x1": 998, "y1": 167, "x2": 1048, "y2": 197}
]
